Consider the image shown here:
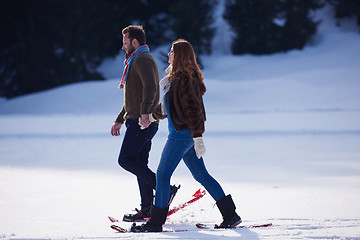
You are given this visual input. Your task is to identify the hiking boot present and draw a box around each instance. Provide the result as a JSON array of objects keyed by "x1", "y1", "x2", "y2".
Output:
[
  {"x1": 123, "y1": 185, "x2": 179, "y2": 222},
  {"x1": 123, "y1": 206, "x2": 151, "y2": 222}
]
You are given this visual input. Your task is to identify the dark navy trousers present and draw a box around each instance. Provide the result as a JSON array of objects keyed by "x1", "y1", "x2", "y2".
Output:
[{"x1": 118, "y1": 118, "x2": 158, "y2": 209}]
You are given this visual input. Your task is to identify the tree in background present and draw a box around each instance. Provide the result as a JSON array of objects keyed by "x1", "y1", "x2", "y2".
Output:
[
  {"x1": 326, "y1": 0, "x2": 360, "y2": 30},
  {"x1": 135, "y1": 0, "x2": 173, "y2": 49},
  {"x1": 223, "y1": 0, "x2": 324, "y2": 54},
  {"x1": 0, "y1": 0, "x2": 217, "y2": 98},
  {"x1": 0, "y1": 0, "x2": 140, "y2": 98},
  {"x1": 168, "y1": 0, "x2": 216, "y2": 56},
  {"x1": 137, "y1": 0, "x2": 217, "y2": 66}
]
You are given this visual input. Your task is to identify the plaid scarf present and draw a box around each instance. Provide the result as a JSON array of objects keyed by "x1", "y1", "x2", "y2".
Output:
[{"x1": 118, "y1": 44, "x2": 150, "y2": 89}]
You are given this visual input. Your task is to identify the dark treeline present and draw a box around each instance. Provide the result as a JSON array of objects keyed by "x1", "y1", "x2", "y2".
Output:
[
  {"x1": 1, "y1": 0, "x2": 359, "y2": 98},
  {"x1": 327, "y1": 0, "x2": 360, "y2": 27},
  {"x1": 224, "y1": 0, "x2": 325, "y2": 54}
]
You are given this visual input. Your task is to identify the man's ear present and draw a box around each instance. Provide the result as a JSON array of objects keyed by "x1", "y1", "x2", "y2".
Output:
[{"x1": 132, "y1": 38, "x2": 140, "y2": 48}]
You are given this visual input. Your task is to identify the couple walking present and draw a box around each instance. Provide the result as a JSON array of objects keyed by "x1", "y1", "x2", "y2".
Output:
[{"x1": 110, "y1": 25, "x2": 241, "y2": 232}]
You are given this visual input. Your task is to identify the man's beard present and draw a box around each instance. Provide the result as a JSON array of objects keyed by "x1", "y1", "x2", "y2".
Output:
[{"x1": 124, "y1": 45, "x2": 136, "y2": 58}]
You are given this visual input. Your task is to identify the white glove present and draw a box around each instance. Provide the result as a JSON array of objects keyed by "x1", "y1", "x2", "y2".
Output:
[{"x1": 193, "y1": 137, "x2": 206, "y2": 159}]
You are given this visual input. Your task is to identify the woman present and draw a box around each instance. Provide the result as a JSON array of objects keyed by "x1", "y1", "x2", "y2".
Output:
[{"x1": 138, "y1": 39, "x2": 241, "y2": 232}]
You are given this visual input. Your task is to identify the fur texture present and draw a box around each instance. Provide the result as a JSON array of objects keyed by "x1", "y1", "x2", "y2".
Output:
[{"x1": 153, "y1": 72, "x2": 206, "y2": 138}]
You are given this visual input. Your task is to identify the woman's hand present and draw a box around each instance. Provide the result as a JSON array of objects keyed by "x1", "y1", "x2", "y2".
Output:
[{"x1": 193, "y1": 137, "x2": 206, "y2": 159}]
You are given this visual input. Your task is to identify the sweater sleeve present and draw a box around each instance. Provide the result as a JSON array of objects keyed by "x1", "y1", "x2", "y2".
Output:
[
  {"x1": 152, "y1": 104, "x2": 167, "y2": 120},
  {"x1": 136, "y1": 58, "x2": 158, "y2": 115},
  {"x1": 115, "y1": 106, "x2": 125, "y2": 123}
]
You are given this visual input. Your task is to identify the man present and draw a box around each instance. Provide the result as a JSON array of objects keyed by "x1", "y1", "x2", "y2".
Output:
[{"x1": 110, "y1": 25, "x2": 160, "y2": 221}]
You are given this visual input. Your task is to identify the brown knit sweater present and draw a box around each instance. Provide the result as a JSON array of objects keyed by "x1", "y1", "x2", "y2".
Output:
[{"x1": 115, "y1": 52, "x2": 159, "y2": 123}]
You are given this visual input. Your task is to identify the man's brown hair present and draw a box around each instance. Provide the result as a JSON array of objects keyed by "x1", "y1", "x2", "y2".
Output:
[{"x1": 122, "y1": 25, "x2": 146, "y2": 46}]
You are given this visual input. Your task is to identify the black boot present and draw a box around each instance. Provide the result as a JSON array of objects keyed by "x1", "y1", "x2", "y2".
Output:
[
  {"x1": 138, "y1": 206, "x2": 168, "y2": 232},
  {"x1": 215, "y1": 195, "x2": 242, "y2": 228},
  {"x1": 123, "y1": 206, "x2": 151, "y2": 222},
  {"x1": 125, "y1": 185, "x2": 179, "y2": 223}
]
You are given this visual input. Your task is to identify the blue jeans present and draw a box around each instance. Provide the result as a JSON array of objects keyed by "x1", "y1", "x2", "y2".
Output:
[
  {"x1": 155, "y1": 138, "x2": 226, "y2": 209},
  {"x1": 118, "y1": 118, "x2": 158, "y2": 209}
]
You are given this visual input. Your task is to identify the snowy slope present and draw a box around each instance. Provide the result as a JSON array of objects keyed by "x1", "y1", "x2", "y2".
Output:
[{"x1": 1, "y1": 5, "x2": 360, "y2": 240}]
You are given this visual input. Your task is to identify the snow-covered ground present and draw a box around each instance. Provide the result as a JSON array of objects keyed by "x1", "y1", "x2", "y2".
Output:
[{"x1": 1, "y1": 5, "x2": 360, "y2": 240}]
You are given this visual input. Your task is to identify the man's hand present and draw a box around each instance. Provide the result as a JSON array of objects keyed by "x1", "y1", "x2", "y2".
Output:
[
  {"x1": 138, "y1": 114, "x2": 156, "y2": 130},
  {"x1": 111, "y1": 122, "x2": 122, "y2": 136}
]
